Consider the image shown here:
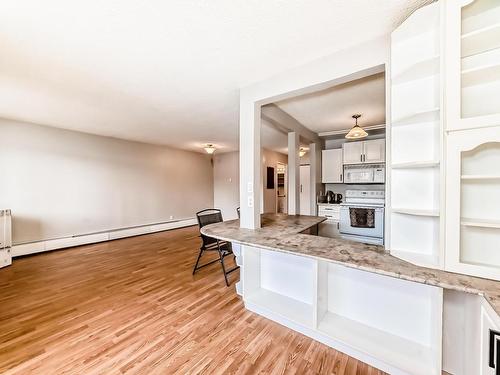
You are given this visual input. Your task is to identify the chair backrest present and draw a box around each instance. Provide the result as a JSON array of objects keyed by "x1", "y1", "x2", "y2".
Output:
[
  {"x1": 236, "y1": 207, "x2": 240, "y2": 218},
  {"x1": 196, "y1": 209, "x2": 223, "y2": 248}
]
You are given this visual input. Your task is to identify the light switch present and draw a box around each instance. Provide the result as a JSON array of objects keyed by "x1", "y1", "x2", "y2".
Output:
[{"x1": 247, "y1": 182, "x2": 253, "y2": 193}]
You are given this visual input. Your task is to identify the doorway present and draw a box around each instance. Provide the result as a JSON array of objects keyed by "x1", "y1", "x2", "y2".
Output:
[{"x1": 276, "y1": 162, "x2": 287, "y2": 214}]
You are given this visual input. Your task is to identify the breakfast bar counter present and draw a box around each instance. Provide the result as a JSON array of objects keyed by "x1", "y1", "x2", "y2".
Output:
[{"x1": 203, "y1": 213, "x2": 500, "y2": 375}]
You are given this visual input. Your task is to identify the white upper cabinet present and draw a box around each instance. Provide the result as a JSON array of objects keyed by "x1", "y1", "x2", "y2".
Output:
[
  {"x1": 321, "y1": 149, "x2": 343, "y2": 183},
  {"x1": 445, "y1": 0, "x2": 500, "y2": 131},
  {"x1": 343, "y1": 141, "x2": 364, "y2": 164},
  {"x1": 343, "y1": 139, "x2": 385, "y2": 165},
  {"x1": 364, "y1": 139, "x2": 386, "y2": 163},
  {"x1": 446, "y1": 126, "x2": 500, "y2": 281}
]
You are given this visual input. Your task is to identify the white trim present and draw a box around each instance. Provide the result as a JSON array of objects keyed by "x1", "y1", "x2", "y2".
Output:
[{"x1": 12, "y1": 218, "x2": 197, "y2": 257}]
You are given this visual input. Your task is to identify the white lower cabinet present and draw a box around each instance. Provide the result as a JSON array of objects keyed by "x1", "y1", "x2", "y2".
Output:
[
  {"x1": 442, "y1": 290, "x2": 500, "y2": 375},
  {"x1": 242, "y1": 245, "x2": 443, "y2": 375}
]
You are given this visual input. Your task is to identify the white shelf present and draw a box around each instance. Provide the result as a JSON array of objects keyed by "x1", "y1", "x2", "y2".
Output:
[
  {"x1": 461, "y1": 174, "x2": 500, "y2": 181},
  {"x1": 462, "y1": 47, "x2": 500, "y2": 88},
  {"x1": 461, "y1": 218, "x2": 500, "y2": 229},
  {"x1": 462, "y1": 22, "x2": 500, "y2": 58},
  {"x1": 246, "y1": 288, "x2": 313, "y2": 328},
  {"x1": 392, "y1": 107, "x2": 440, "y2": 127},
  {"x1": 318, "y1": 312, "x2": 439, "y2": 375},
  {"x1": 392, "y1": 208, "x2": 440, "y2": 217},
  {"x1": 391, "y1": 55, "x2": 439, "y2": 85},
  {"x1": 391, "y1": 160, "x2": 440, "y2": 169}
]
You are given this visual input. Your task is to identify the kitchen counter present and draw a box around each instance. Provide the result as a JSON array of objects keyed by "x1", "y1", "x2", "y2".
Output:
[{"x1": 202, "y1": 213, "x2": 500, "y2": 316}]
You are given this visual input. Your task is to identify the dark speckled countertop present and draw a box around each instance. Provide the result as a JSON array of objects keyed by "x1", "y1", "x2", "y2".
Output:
[{"x1": 202, "y1": 213, "x2": 500, "y2": 316}]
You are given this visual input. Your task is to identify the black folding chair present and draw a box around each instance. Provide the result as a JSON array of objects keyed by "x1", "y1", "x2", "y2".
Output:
[{"x1": 193, "y1": 209, "x2": 239, "y2": 286}]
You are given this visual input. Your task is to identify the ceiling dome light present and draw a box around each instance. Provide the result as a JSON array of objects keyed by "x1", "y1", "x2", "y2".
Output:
[
  {"x1": 204, "y1": 144, "x2": 216, "y2": 154},
  {"x1": 345, "y1": 114, "x2": 368, "y2": 140}
]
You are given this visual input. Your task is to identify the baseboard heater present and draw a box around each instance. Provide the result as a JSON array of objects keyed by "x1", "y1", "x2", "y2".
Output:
[{"x1": 12, "y1": 217, "x2": 198, "y2": 257}]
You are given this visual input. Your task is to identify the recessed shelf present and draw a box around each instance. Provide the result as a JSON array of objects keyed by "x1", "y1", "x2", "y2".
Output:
[
  {"x1": 461, "y1": 175, "x2": 500, "y2": 181},
  {"x1": 391, "y1": 161, "x2": 440, "y2": 169},
  {"x1": 318, "y1": 312, "x2": 439, "y2": 375},
  {"x1": 245, "y1": 288, "x2": 313, "y2": 328},
  {"x1": 391, "y1": 55, "x2": 440, "y2": 85},
  {"x1": 392, "y1": 208, "x2": 440, "y2": 217},
  {"x1": 462, "y1": 22, "x2": 500, "y2": 58},
  {"x1": 462, "y1": 63, "x2": 500, "y2": 87},
  {"x1": 461, "y1": 218, "x2": 500, "y2": 229},
  {"x1": 392, "y1": 107, "x2": 440, "y2": 127}
]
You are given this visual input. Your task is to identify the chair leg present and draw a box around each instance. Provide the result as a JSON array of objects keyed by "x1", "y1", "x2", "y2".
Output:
[
  {"x1": 192, "y1": 248, "x2": 204, "y2": 275},
  {"x1": 217, "y1": 242, "x2": 230, "y2": 287}
]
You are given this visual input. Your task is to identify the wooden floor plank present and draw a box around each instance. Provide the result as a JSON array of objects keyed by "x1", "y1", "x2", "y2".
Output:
[{"x1": 0, "y1": 226, "x2": 386, "y2": 374}]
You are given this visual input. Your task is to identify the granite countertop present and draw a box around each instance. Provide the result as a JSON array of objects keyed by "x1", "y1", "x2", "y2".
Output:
[{"x1": 202, "y1": 213, "x2": 500, "y2": 316}]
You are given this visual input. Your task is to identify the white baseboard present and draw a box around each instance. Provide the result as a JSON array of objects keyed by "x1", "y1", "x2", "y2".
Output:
[{"x1": 12, "y1": 218, "x2": 197, "y2": 257}]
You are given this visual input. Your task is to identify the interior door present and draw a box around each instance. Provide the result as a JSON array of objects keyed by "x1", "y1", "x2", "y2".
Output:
[
  {"x1": 343, "y1": 141, "x2": 363, "y2": 164},
  {"x1": 299, "y1": 165, "x2": 311, "y2": 215},
  {"x1": 364, "y1": 139, "x2": 386, "y2": 163}
]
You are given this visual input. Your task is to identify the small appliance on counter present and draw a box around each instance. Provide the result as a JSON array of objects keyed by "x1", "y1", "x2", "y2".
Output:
[
  {"x1": 317, "y1": 192, "x2": 327, "y2": 204},
  {"x1": 326, "y1": 190, "x2": 343, "y2": 204}
]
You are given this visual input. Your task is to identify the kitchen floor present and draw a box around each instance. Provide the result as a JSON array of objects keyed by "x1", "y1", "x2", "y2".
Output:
[{"x1": 0, "y1": 226, "x2": 386, "y2": 374}]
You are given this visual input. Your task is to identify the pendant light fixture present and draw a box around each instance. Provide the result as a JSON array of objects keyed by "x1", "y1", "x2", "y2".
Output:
[
  {"x1": 204, "y1": 144, "x2": 216, "y2": 154},
  {"x1": 345, "y1": 114, "x2": 368, "y2": 140}
]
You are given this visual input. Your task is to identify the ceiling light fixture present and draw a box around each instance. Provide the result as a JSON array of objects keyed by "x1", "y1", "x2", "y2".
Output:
[
  {"x1": 204, "y1": 144, "x2": 216, "y2": 154},
  {"x1": 345, "y1": 114, "x2": 368, "y2": 140},
  {"x1": 299, "y1": 147, "x2": 307, "y2": 157}
]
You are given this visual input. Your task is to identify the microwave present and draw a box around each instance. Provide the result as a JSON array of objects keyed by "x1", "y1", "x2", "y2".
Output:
[{"x1": 344, "y1": 164, "x2": 385, "y2": 184}]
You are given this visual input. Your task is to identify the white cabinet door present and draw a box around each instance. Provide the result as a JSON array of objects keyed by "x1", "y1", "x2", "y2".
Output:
[
  {"x1": 321, "y1": 149, "x2": 343, "y2": 183},
  {"x1": 480, "y1": 301, "x2": 500, "y2": 375},
  {"x1": 363, "y1": 139, "x2": 386, "y2": 163},
  {"x1": 343, "y1": 142, "x2": 363, "y2": 164},
  {"x1": 299, "y1": 165, "x2": 311, "y2": 215},
  {"x1": 445, "y1": 126, "x2": 500, "y2": 281}
]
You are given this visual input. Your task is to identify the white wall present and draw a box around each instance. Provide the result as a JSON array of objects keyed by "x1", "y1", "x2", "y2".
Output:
[
  {"x1": 0, "y1": 119, "x2": 214, "y2": 244},
  {"x1": 213, "y1": 151, "x2": 239, "y2": 220}
]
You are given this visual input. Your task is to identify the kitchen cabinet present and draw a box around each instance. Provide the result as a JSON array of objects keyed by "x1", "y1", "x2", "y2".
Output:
[
  {"x1": 444, "y1": 0, "x2": 500, "y2": 132},
  {"x1": 446, "y1": 126, "x2": 500, "y2": 281},
  {"x1": 342, "y1": 142, "x2": 364, "y2": 164},
  {"x1": 318, "y1": 204, "x2": 340, "y2": 238},
  {"x1": 343, "y1": 139, "x2": 385, "y2": 165},
  {"x1": 363, "y1": 139, "x2": 386, "y2": 163},
  {"x1": 321, "y1": 149, "x2": 343, "y2": 183}
]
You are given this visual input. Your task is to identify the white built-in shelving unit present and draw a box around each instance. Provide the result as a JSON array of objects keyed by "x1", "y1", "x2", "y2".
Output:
[
  {"x1": 242, "y1": 246, "x2": 443, "y2": 375},
  {"x1": 388, "y1": 1, "x2": 443, "y2": 268},
  {"x1": 444, "y1": 0, "x2": 500, "y2": 281}
]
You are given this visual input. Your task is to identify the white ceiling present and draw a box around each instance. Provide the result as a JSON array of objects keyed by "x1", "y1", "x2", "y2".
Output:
[
  {"x1": 0, "y1": 0, "x2": 430, "y2": 153},
  {"x1": 275, "y1": 72, "x2": 386, "y2": 134}
]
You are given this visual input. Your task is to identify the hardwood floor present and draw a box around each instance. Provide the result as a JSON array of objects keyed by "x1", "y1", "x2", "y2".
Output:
[{"x1": 0, "y1": 226, "x2": 386, "y2": 374}]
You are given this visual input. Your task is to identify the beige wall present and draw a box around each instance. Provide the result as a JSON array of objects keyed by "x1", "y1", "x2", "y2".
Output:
[
  {"x1": 213, "y1": 148, "x2": 288, "y2": 218},
  {"x1": 213, "y1": 151, "x2": 239, "y2": 220},
  {"x1": 0, "y1": 119, "x2": 214, "y2": 244}
]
